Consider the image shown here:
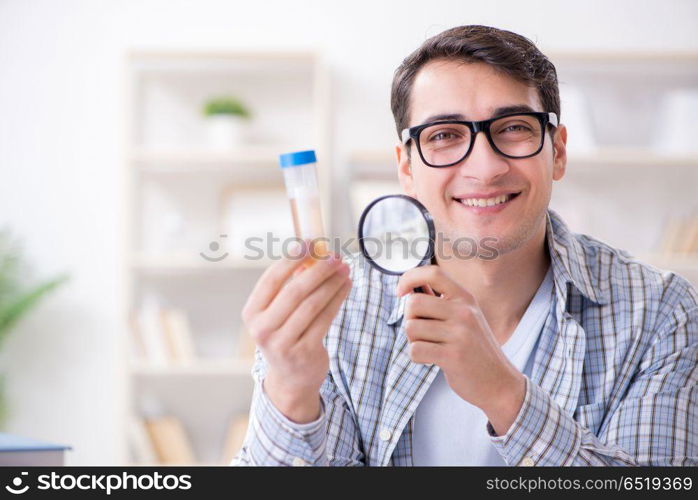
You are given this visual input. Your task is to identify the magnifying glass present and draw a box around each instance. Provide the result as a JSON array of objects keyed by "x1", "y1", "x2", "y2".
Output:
[{"x1": 357, "y1": 194, "x2": 435, "y2": 278}]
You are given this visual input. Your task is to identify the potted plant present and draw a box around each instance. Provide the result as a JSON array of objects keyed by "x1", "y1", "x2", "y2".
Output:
[
  {"x1": 0, "y1": 229, "x2": 68, "y2": 428},
  {"x1": 202, "y1": 96, "x2": 252, "y2": 151}
]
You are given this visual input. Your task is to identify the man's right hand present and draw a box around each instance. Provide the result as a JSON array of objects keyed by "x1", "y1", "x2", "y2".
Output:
[{"x1": 241, "y1": 242, "x2": 352, "y2": 424}]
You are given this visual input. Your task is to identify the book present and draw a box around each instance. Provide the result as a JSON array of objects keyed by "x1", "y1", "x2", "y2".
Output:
[
  {"x1": 0, "y1": 433, "x2": 70, "y2": 466},
  {"x1": 144, "y1": 416, "x2": 195, "y2": 465},
  {"x1": 658, "y1": 214, "x2": 698, "y2": 255},
  {"x1": 678, "y1": 216, "x2": 698, "y2": 254},
  {"x1": 134, "y1": 302, "x2": 169, "y2": 366},
  {"x1": 132, "y1": 303, "x2": 199, "y2": 366},
  {"x1": 128, "y1": 312, "x2": 148, "y2": 360},
  {"x1": 160, "y1": 308, "x2": 196, "y2": 363},
  {"x1": 127, "y1": 417, "x2": 158, "y2": 465},
  {"x1": 659, "y1": 216, "x2": 686, "y2": 255}
]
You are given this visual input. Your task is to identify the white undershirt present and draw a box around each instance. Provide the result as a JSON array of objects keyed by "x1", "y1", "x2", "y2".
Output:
[{"x1": 412, "y1": 265, "x2": 554, "y2": 466}]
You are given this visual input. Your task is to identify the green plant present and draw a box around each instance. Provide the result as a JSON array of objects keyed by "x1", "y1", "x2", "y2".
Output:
[
  {"x1": 0, "y1": 229, "x2": 68, "y2": 427},
  {"x1": 202, "y1": 96, "x2": 251, "y2": 119}
]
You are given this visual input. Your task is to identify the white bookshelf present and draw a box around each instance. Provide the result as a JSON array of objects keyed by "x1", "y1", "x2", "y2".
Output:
[
  {"x1": 565, "y1": 150, "x2": 698, "y2": 168},
  {"x1": 132, "y1": 147, "x2": 286, "y2": 181},
  {"x1": 548, "y1": 52, "x2": 698, "y2": 270},
  {"x1": 130, "y1": 358, "x2": 254, "y2": 377},
  {"x1": 121, "y1": 50, "x2": 331, "y2": 465},
  {"x1": 346, "y1": 51, "x2": 698, "y2": 287},
  {"x1": 131, "y1": 253, "x2": 273, "y2": 272}
]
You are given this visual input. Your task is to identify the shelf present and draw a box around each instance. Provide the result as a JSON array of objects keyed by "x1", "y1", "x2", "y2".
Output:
[
  {"x1": 131, "y1": 148, "x2": 287, "y2": 183},
  {"x1": 567, "y1": 149, "x2": 698, "y2": 168},
  {"x1": 548, "y1": 51, "x2": 698, "y2": 81},
  {"x1": 123, "y1": 49, "x2": 330, "y2": 467},
  {"x1": 348, "y1": 150, "x2": 398, "y2": 181},
  {"x1": 130, "y1": 358, "x2": 254, "y2": 377},
  {"x1": 131, "y1": 253, "x2": 272, "y2": 272},
  {"x1": 129, "y1": 50, "x2": 318, "y2": 76},
  {"x1": 347, "y1": 148, "x2": 698, "y2": 181},
  {"x1": 131, "y1": 147, "x2": 284, "y2": 166},
  {"x1": 547, "y1": 51, "x2": 698, "y2": 62}
]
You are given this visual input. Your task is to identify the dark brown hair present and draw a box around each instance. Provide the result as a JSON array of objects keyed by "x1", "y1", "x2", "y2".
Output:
[{"x1": 390, "y1": 25, "x2": 560, "y2": 139}]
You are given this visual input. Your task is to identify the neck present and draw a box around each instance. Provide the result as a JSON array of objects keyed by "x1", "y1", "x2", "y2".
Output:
[{"x1": 436, "y1": 218, "x2": 551, "y2": 346}]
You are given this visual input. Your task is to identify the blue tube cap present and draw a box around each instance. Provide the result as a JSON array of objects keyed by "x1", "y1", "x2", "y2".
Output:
[{"x1": 279, "y1": 150, "x2": 317, "y2": 168}]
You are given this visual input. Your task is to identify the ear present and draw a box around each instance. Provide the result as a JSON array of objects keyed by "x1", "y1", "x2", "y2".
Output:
[
  {"x1": 552, "y1": 124, "x2": 567, "y2": 181},
  {"x1": 396, "y1": 142, "x2": 416, "y2": 196}
]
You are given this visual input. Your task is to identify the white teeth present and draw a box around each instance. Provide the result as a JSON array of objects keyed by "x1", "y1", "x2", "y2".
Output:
[{"x1": 460, "y1": 194, "x2": 513, "y2": 207}]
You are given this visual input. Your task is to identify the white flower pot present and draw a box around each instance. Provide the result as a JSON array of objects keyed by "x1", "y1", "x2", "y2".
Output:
[
  {"x1": 559, "y1": 86, "x2": 596, "y2": 154},
  {"x1": 205, "y1": 115, "x2": 246, "y2": 151},
  {"x1": 654, "y1": 89, "x2": 698, "y2": 154}
]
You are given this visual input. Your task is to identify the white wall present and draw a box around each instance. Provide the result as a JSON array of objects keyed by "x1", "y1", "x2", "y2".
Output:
[{"x1": 1, "y1": 0, "x2": 697, "y2": 465}]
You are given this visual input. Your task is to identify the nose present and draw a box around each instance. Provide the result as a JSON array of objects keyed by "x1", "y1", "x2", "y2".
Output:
[{"x1": 457, "y1": 131, "x2": 510, "y2": 182}]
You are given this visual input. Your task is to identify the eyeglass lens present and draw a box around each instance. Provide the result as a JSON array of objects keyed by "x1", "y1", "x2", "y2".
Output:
[{"x1": 418, "y1": 114, "x2": 544, "y2": 166}]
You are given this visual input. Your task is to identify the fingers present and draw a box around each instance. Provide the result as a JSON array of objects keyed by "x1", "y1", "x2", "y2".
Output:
[
  {"x1": 276, "y1": 263, "x2": 351, "y2": 347},
  {"x1": 242, "y1": 242, "x2": 309, "y2": 322},
  {"x1": 396, "y1": 265, "x2": 471, "y2": 301},
  {"x1": 404, "y1": 292, "x2": 450, "y2": 320},
  {"x1": 263, "y1": 255, "x2": 346, "y2": 332},
  {"x1": 408, "y1": 340, "x2": 444, "y2": 365},
  {"x1": 295, "y1": 276, "x2": 353, "y2": 349},
  {"x1": 404, "y1": 318, "x2": 447, "y2": 343}
]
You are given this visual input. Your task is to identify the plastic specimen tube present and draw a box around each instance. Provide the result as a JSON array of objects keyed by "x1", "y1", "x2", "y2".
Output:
[{"x1": 279, "y1": 150, "x2": 329, "y2": 261}]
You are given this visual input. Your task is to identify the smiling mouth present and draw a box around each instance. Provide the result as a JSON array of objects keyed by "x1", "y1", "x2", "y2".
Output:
[{"x1": 453, "y1": 192, "x2": 522, "y2": 207}]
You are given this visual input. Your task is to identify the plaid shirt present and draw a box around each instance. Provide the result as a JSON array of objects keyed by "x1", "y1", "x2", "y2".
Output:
[{"x1": 233, "y1": 208, "x2": 698, "y2": 466}]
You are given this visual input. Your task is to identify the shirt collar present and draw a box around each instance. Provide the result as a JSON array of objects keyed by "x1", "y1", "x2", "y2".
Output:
[
  {"x1": 387, "y1": 207, "x2": 609, "y2": 326},
  {"x1": 546, "y1": 207, "x2": 610, "y2": 307},
  {"x1": 387, "y1": 292, "x2": 407, "y2": 326}
]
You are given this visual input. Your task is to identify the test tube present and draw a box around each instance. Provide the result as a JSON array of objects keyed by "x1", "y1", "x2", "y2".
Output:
[{"x1": 279, "y1": 150, "x2": 329, "y2": 261}]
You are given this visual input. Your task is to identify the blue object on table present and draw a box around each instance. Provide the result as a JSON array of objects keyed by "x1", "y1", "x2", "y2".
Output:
[{"x1": 0, "y1": 433, "x2": 71, "y2": 465}]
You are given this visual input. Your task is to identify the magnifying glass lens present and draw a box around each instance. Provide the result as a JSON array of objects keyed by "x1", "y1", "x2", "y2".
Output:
[{"x1": 358, "y1": 195, "x2": 434, "y2": 275}]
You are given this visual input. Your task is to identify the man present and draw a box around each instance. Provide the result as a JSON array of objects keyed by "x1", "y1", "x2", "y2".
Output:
[{"x1": 233, "y1": 25, "x2": 698, "y2": 466}]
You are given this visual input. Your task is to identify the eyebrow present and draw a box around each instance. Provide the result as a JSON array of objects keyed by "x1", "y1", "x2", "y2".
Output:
[{"x1": 419, "y1": 104, "x2": 538, "y2": 126}]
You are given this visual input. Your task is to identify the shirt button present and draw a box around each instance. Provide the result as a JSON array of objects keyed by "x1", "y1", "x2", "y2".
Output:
[
  {"x1": 292, "y1": 457, "x2": 307, "y2": 466},
  {"x1": 520, "y1": 456, "x2": 535, "y2": 466},
  {"x1": 379, "y1": 428, "x2": 392, "y2": 441}
]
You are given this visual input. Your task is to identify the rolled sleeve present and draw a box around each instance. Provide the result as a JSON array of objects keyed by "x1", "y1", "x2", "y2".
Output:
[
  {"x1": 231, "y1": 348, "x2": 329, "y2": 466},
  {"x1": 486, "y1": 376, "x2": 583, "y2": 466},
  {"x1": 242, "y1": 377, "x2": 328, "y2": 466},
  {"x1": 485, "y1": 373, "x2": 679, "y2": 466},
  {"x1": 232, "y1": 347, "x2": 364, "y2": 466},
  {"x1": 485, "y1": 277, "x2": 698, "y2": 467}
]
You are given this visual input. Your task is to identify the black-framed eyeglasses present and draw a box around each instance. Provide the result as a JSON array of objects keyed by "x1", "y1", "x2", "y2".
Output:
[{"x1": 401, "y1": 111, "x2": 559, "y2": 168}]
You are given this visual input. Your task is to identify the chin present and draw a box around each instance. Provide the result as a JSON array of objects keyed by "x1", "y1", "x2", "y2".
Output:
[{"x1": 440, "y1": 213, "x2": 541, "y2": 260}]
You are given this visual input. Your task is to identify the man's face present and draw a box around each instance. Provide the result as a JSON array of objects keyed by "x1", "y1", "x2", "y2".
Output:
[{"x1": 396, "y1": 59, "x2": 567, "y2": 259}]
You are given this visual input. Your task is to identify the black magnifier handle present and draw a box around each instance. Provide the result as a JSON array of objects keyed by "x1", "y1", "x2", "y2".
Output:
[{"x1": 412, "y1": 255, "x2": 437, "y2": 294}]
